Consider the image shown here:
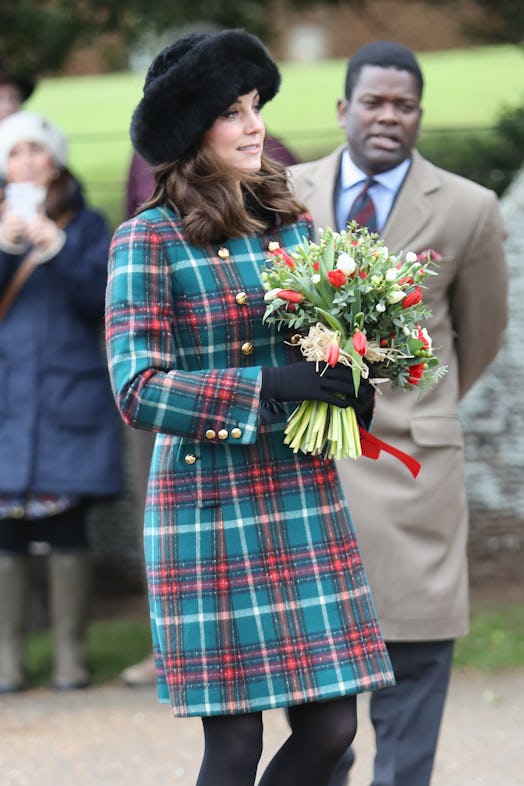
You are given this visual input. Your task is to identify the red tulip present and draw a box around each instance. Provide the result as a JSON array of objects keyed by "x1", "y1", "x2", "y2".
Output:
[
  {"x1": 407, "y1": 362, "x2": 425, "y2": 385},
  {"x1": 277, "y1": 289, "x2": 304, "y2": 304},
  {"x1": 352, "y1": 330, "x2": 367, "y2": 356},
  {"x1": 270, "y1": 248, "x2": 295, "y2": 268},
  {"x1": 402, "y1": 287, "x2": 423, "y2": 308},
  {"x1": 328, "y1": 269, "x2": 348, "y2": 288},
  {"x1": 325, "y1": 341, "x2": 340, "y2": 367}
]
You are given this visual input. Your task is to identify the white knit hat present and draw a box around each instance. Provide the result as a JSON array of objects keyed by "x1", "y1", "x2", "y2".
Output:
[{"x1": 0, "y1": 111, "x2": 69, "y2": 177}]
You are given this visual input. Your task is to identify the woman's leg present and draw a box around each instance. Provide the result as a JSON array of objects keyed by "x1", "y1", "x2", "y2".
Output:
[
  {"x1": 197, "y1": 711, "x2": 264, "y2": 786},
  {"x1": 259, "y1": 695, "x2": 357, "y2": 786},
  {"x1": 0, "y1": 519, "x2": 32, "y2": 692},
  {"x1": 38, "y1": 505, "x2": 92, "y2": 689}
]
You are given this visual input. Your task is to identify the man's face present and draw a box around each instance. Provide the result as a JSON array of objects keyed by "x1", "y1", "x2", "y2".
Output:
[{"x1": 337, "y1": 65, "x2": 422, "y2": 175}]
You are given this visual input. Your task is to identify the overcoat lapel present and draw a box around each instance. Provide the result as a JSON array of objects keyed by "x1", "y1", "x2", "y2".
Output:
[
  {"x1": 382, "y1": 150, "x2": 440, "y2": 251},
  {"x1": 292, "y1": 147, "x2": 442, "y2": 252},
  {"x1": 293, "y1": 146, "x2": 343, "y2": 232}
]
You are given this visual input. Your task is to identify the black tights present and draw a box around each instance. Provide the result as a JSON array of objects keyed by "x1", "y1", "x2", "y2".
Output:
[{"x1": 197, "y1": 695, "x2": 357, "y2": 786}]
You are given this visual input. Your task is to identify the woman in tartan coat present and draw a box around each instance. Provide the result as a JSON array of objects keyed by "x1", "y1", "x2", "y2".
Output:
[{"x1": 105, "y1": 29, "x2": 394, "y2": 786}]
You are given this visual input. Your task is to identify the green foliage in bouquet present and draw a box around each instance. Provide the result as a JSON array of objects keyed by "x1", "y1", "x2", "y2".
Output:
[{"x1": 261, "y1": 223, "x2": 447, "y2": 460}]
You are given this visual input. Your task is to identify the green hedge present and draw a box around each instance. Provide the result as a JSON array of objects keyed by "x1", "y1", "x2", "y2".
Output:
[{"x1": 417, "y1": 104, "x2": 524, "y2": 196}]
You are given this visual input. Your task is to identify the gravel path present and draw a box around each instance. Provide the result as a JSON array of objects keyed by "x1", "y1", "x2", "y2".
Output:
[{"x1": 1, "y1": 669, "x2": 522, "y2": 785}]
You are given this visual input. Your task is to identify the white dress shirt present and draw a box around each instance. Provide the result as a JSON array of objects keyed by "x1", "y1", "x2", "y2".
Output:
[{"x1": 335, "y1": 149, "x2": 411, "y2": 233}]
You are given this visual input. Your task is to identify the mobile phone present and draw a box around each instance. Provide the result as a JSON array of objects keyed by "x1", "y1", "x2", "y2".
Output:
[{"x1": 5, "y1": 182, "x2": 46, "y2": 221}]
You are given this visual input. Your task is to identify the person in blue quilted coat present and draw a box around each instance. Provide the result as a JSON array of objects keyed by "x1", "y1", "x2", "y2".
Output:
[
  {"x1": 0, "y1": 111, "x2": 121, "y2": 693},
  {"x1": 105, "y1": 29, "x2": 393, "y2": 786}
]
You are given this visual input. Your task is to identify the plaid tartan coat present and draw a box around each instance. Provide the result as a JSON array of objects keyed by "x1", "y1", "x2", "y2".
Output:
[{"x1": 105, "y1": 205, "x2": 394, "y2": 717}]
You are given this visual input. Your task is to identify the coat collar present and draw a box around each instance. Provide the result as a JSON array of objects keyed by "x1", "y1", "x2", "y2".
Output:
[
  {"x1": 292, "y1": 147, "x2": 441, "y2": 253},
  {"x1": 291, "y1": 146, "x2": 442, "y2": 253},
  {"x1": 382, "y1": 150, "x2": 441, "y2": 252},
  {"x1": 291, "y1": 146, "x2": 344, "y2": 231}
]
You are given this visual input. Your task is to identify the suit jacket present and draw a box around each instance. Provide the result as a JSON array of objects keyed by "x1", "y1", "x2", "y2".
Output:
[{"x1": 289, "y1": 147, "x2": 508, "y2": 639}]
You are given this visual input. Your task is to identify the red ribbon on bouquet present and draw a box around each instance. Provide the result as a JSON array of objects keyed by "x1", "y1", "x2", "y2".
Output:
[{"x1": 358, "y1": 427, "x2": 421, "y2": 479}]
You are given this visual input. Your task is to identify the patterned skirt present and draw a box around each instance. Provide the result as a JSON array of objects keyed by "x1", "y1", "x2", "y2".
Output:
[{"x1": 144, "y1": 429, "x2": 395, "y2": 717}]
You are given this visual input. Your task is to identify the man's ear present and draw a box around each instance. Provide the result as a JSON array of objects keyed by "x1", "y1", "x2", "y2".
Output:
[
  {"x1": 415, "y1": 106, "x2": 423, "y2": 139},
  {"x1": 336, "y1": 98, "x2": 348, "y2": 129}
]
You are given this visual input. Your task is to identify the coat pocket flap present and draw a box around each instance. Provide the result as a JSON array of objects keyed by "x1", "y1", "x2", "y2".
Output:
[{"x1": 409, "y1": 415, "x2": 463, "y2": 448}]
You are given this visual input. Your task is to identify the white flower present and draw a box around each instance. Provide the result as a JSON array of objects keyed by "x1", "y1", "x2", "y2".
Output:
[
  {"x1": 311, "y1": 274, "x2": 321, "y2": 284},
  {"x1": 370, "y1": 275, "x2": 382, "y2": 287},
  {"x1": 375, "y1": 302, "x2": 386, "y2": 313},
  {"x1": 405, "y1": 251, "x2": 418, "y2": 263},
  {"x1": 387, "y1": 289, "x2": 405, "y2": 304},
  {"x1": 380, "y1": 246, "x2": 389, "y2": 258},
  {"x1": 420, "y1": 327, "x2": 432, "y2": 349},
  {"x1": 385, "y1": 268, "x2": 398, "y2": 282},
  {"x1": 336, "y1": 253, "x2": 356, "y2": 275},
  {"x1": 264, "y1": 288, "x2": 281, "y2": 302},
  {"x1": 403, "y1": 325, "x2": 411, "y2": 335}
]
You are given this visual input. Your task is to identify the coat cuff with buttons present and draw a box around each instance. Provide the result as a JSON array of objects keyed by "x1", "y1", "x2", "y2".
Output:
[{"x1": 112, "y1": 364, "x2": 263, "y2": 446}]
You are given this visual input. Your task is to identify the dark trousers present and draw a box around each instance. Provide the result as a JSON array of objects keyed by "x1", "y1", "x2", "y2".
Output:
[{"x1": 329, "y1": 639, "x2": 455, "y2": 786}]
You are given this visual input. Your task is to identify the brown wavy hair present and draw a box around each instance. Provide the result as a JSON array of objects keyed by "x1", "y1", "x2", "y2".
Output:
[
  {"x1": 140, "y1": 147, "x2": 306, "y2": 246},
  {"x1": 44, "y1": 167, "x2": 84, "y2": 221}
]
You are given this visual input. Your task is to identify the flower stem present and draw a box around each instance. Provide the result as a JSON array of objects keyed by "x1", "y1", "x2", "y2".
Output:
[{"x1": 283, "y1": 401, "x2": 362, "y2": 460}]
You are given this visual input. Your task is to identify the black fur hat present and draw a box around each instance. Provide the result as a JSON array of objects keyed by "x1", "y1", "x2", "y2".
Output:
[{"x1": 130, "y1": 29, "x2": 281, "y2": 165}]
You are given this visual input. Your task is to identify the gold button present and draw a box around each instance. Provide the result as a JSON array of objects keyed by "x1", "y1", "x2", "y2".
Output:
[
  {"x1": 217, "y1": 247, "x2": 229, "y2": 259},
  {"x1": 289, "y1": 333, "x2": 302, "y2": 345},
  {"x1": 231, "y1": 427, "x2": 242, "y2": 439},
  {"x1": 205, "y1": 429, "x2": 217, "y2": 440},
  {"x1": 218, "y1": 429, "x2": 229, "y2": 440},
  {"x1": 235, "y1": 291, "x2": 248, "y2": 305},
  {"x1": 241, "y1": 342, "x2": 253, "y2": 355},
  {"x1": 184, "y1": 453, "x2": 197, "y2": 465}
]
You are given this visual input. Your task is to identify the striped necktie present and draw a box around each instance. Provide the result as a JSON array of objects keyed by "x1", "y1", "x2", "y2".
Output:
[{"x1": 347, "y1": 177, "x2": 377, "y2": 233}]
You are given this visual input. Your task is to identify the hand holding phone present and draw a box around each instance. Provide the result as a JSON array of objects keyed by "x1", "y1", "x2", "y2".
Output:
[{"x1": 5, "y1": 182, "x2": 46, "y2": 222}]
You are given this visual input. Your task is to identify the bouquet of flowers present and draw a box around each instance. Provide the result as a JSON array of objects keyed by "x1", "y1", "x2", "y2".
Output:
[{"x1": 262, "y1": 222, "x2": 447, "y2": 462}]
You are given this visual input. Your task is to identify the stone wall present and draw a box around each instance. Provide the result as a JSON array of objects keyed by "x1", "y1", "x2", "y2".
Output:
[{"x1": 460, "y1": 169, "x2": 524, "y2": 590}]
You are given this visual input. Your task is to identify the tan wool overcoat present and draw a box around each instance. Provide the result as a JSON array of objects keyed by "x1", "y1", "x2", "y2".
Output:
[{"x1": 289, "y1": 148, "x2": 508, "y2": 640}]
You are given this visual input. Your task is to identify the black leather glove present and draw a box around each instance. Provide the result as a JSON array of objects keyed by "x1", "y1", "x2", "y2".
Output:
[{"x1": 261, "y1": 363, "x2": 375, "y2": 425}]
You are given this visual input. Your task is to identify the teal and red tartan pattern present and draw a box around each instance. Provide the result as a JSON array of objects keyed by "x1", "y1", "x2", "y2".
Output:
[{"x1": 105, "y1": 206, "x2": 394, "y2": 716}]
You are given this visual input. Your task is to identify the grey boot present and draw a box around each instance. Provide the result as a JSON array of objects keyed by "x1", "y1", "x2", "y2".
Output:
[
  {"x1": 0, "y1": 553, "x2": 30, "y2": 692},
  {"x1": 49, "y1": 551, "x2": 91, "y2": 690}
]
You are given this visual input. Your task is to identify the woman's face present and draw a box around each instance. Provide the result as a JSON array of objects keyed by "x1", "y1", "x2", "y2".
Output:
[
  {"x1": 6, "y1": 140, "x2": 56, "y2": 186},
  {"x1": 202, "y1": 89, "x2": 265, "y2": 174}
]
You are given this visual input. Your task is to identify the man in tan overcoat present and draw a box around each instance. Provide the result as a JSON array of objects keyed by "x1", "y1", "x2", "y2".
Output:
[{"x1": 289, "y1": 41, "x2": 508, "y2": 786}]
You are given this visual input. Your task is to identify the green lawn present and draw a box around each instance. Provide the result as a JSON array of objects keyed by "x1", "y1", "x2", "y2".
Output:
[
  {"x1": 25, "y1": 45, "x2": 524, "y2": 228},
  {"x1": 453, "y1": 602, "x2": 524, "y2": 672}
]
